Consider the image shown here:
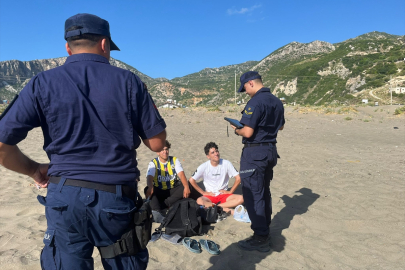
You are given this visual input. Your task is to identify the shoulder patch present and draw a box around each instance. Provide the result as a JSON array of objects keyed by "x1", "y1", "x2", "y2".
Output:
[{"x1": 243, "y1": 105, "x2": 255, "y2": 118}]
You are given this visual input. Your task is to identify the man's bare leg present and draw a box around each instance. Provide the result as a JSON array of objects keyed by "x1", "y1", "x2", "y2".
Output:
[
  {"x1": 197, "y1": 196, "x2": 214, "y2": 208},
  {"x1": 218, "y1": 194, "x2": 244, "y2": 215}
]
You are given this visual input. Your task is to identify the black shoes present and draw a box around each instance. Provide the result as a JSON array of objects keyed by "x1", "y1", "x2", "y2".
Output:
[{"x1": 238, "y1": 234, "x2": 271, "y2": 252}]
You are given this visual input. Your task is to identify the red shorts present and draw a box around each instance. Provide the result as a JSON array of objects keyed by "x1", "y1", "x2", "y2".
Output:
[{"x1": 204, "y1": 194, "x2": 232, "y2": 204}]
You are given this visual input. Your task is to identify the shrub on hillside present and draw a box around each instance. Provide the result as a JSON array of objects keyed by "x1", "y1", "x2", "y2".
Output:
[{"x1": 394, "y1": 106, "x2": 405, "y2": 115}]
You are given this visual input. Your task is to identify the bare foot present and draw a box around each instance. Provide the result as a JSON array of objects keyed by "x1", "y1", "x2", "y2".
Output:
[{"x1": 221, "y1": 207, "x2": 234, "y2": 216}]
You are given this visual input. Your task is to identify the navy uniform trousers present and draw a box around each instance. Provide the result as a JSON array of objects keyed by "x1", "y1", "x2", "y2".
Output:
[
  {"x1": 37, "y1": 178, "x2": 148, "y2": 270},
  {"x1": 239, "y1": 144, "x2": 277, "y2": 236}
]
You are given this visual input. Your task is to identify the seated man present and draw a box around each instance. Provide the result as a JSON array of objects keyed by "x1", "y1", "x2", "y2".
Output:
[
  {"x1": 145, "y1": 140, "x2": 190, "y2": 221},
  {"x1": 189, "y1": 142, "x2": 244, "y2": 213}
]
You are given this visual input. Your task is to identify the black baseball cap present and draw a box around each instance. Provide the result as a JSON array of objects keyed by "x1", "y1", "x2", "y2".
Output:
[
  {"x1": 238, "y1": 71, "x2": 262, "y2": 92},
  {"x1": 64, "y1": 13, "x2": 120, "y2": 51}
]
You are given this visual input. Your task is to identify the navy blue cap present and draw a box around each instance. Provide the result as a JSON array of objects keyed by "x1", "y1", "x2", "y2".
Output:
[
  {"x1": 65, "y1": 13, "x2": 120, "y2": 51},
  {"x1": 238, "y1": 71, "x2": 262, "y2": 92}
]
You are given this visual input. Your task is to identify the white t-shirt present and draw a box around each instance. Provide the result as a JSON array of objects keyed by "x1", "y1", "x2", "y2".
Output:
[
  {"x1": 191, "y1": 159, "x2": 239, "y2": 196},
  {"x1": 146, "y1": 157, "x2": 184, "y2": 180}
]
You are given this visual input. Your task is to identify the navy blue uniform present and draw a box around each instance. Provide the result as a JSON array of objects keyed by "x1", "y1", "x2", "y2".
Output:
[
  {"x1": 0, "y1": 53, "x2": 166, "y2": 269},
  {"x1": 239, "y1": 87, "x2": 285, "y2": 236}
]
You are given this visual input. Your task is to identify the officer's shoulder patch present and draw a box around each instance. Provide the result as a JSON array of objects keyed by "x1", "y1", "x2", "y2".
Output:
[{"x1": 243, "y1": 105, "x2": 255, "y2": 118}]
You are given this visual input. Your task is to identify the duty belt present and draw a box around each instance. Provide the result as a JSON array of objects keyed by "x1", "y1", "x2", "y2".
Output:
[
  {"x1": 243, "y1": 142, "x2": 274, "y2": 148},
  {"x1": 49, "y1": 176, "x2": 137, "y2": 199}
]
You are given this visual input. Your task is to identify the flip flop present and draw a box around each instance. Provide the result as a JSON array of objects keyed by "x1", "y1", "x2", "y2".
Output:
[
  {"x1": 162, "y1": 234, "x2": 183, "y2": 245},
  {"x1": 149, "y1": 231, "x2": 162, "y2": 242},
  {"x1": 199, "y1": 239, "x2": 221, "y2": 255},
  {"x1": 182, "y1": 237, "x2": 202, "y2": 253}
]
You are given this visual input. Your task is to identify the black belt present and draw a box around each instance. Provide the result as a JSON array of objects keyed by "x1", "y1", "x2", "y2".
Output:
[
  {"x1": 243, "y1": 142, "x2": 274, "y2": 148},
  {"x1": 49, "y1": 176, "x2": 137, "y2": 199}
]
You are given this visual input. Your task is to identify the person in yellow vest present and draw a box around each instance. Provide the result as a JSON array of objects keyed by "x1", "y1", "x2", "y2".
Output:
[{"x1": 145, "y1": 140, "x2": 190, "y2": 222}]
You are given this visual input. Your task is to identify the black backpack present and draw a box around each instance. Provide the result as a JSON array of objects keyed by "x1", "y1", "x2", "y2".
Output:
[{"x1": 156, "y1": 198, "x2": 202, "y2": 237}]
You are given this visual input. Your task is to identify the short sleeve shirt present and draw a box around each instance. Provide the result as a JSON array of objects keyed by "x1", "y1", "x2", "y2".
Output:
[
  {"x1": 191, "y1": 159, "x2": 239, "y2": 196},
  {"x1": 0, "y1": 53, "x2": 166, "y2": 185},
  {"x1": 146, "y1": 158, "x2": 184, "y2": 177},
  {"x1": 240, "y1": 88, "x2": 285, "y2": 144}
]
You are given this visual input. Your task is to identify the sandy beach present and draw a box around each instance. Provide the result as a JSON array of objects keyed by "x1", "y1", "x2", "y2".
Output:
[{"x1": 0, "y1": 105, "x2": 404, "y2": 270}]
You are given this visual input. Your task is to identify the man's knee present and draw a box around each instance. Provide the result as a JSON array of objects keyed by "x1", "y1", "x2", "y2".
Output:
[
  {"x1": 196, "y1": 196, "x2": 210, "y2": 205},
  {"x1": 227, "y1": 194, "x2": 244, "y2": 204},
  {"x1": 236, "y1": 194, "x2": 244, "y2": 205}
]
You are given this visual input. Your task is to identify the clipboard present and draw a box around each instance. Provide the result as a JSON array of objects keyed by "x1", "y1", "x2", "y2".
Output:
[{"x1": 224, "y1": 117, "x2": 244, "y2": 129}]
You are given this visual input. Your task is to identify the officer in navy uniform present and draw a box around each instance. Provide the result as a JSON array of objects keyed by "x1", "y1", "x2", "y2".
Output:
[
  {"x1": 231, "y1": 71, "x2": 285, "y2": 252},
  {"x1": 0, "y1": 13, "x2": 166, "y2": 269}
]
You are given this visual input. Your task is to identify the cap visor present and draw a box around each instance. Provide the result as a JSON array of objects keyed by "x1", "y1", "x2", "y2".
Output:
[
  {"x1": 238, "y1": 84, "x2": 245, "y2": 93},
  {"x1": 110, "y1": 39, "x2": 120, "y2": 51}
]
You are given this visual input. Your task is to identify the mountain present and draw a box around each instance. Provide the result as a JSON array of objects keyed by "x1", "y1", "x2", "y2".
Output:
[
  {"x1": 259, "y1": 31, "x2": 404, "y2": 104},
  {"x1": 1, "y1": 31, "x2": 404, "y2": 105},
  {"x1": 148, "y1": 32, "x2": 404, "y2": 106},
  {"x1": 148, "y1": 60, "x2": 259, "y2": 106},
  {"x1": 0, "y1": 57, "x2": 161, "y2": 101}
]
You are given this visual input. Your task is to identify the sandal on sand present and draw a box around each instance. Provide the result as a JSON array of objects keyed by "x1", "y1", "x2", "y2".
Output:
[
  {"x1": 162, "y1": 234, "x2": 183, "y2": 245},
  {"x1": 199, "y1": 239, "x2": 220, "y2": 255},
  {"x1": 149, "y1": 231, "x2": 162, "y2": 242},
  {"x1": 182, "y1": 237, "x2": 202, "y2": 253}
]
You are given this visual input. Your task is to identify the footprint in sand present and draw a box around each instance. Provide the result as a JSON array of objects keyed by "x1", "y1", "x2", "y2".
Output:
[
  {"x1": 16, "y1": 208, "x2": 33, "y2": 216},
  {"x1": 20, "y1": 255, "x2": 30, "y2": 265}
]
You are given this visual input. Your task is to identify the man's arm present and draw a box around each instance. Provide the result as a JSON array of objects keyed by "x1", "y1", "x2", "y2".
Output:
[
  {"x1": 188, "y1": 177, "x2": 215, "y2": 197},
  {"x1": 219, "y1": 174, "x2": 241, "y2": 194},
  {"x1": 0, "y1": 142, "x2": 49, "y2": 187},
  {"x1": 145, "y1": 175, "x2": 154, "y2": 199},
  {"x1": 229, "y1": 174, "x2": 241, "y2": 193},
  {"x1": 177, "y1": 171, "x2": 190, "y2": 198},
  {"x1": 232, "y1": 125, "x2": 254, "y2": 138},
  {"x1": 142, "y1": 130, "x2": 166, "y2": 152}
]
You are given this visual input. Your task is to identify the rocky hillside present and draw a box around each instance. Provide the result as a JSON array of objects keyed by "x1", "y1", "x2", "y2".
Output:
[
  {"x1": 1, "y1": 31, "x2": 404, "y2": 106},
  {"x1": 148, "y1": 60, "x2": 259, "y2": 105},
  {"x1": 0, "y1": 57, "x2": 159, "y2": 101},
  {"x1": 262, "y1": 32, "x2": 405, "y2": 105},
  {"x1": 150, "y1": 32, "x2": 404, "y2": 106}
]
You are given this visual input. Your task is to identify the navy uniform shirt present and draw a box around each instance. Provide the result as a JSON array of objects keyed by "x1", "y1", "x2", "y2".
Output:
[
  {"x1": 239, "y1": 88, "x2": 285, "y2": 144},
  {"x1": 0, "y1": 53, "x2": 166, "y2": 185}
]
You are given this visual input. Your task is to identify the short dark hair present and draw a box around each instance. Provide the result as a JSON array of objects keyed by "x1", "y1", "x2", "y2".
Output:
[
  {"x1": 66, "y1": 26, "x2": 106, "y2": 50},
  {"x1": 204, "y1": 142, "x2": 218, "y2": 155},
  {"x1": 165, "y1": 140, "x2": 171, "y2": 149},
  {"x1": 253, "y1": 78, "x2": 263, "y2": 84}
]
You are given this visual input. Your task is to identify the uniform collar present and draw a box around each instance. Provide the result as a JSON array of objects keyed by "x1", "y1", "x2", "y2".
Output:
[
  {"x1": 252, "y1": 87, "x2": 270, "y2": 97},
  {"x1": 65, "y1": 53, "x2": 110, "y2": 65},
  {"x1": 256, "y1": 87, "x2": 270, "y2": 94}
]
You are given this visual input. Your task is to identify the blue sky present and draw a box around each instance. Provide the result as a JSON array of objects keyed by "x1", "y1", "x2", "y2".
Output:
[{"x1": 0, "y1": 0, "x2": 404, "y2": 79}]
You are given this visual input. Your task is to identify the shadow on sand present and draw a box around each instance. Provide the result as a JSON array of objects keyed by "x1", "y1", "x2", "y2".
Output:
[{"x1": 207, "y1": 187, "x2": 320, "y2": 270}]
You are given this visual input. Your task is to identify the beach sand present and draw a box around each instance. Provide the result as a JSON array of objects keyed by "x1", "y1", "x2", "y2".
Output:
[{"x1": 0, "y1": 105, "x2": 404, "y2": 269}]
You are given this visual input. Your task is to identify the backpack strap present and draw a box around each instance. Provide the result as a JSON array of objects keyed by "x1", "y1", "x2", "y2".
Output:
[
  {"x1": 188, "y1": 200, "x2": 202, "y2": 235},
  {"x1": 179, "y1": 199, "x2": 202, "y2": 236},
  {"x1": 180, "y1": 200, "x2": 194, "y2": 236},
  {"x1": 155, "y1": 201, "x2": 181, "y2": 232},
  {"x1": 180, "y1": 200, "x2": 190, "y2": 227}
]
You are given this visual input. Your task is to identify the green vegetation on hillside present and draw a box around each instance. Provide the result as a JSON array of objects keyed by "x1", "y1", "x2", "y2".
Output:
[
  {"x1": 261, "y1": 34, "x2": 404, "y2": 105},
  {"x1": 1, "y1": 32, "x2": 403, "y2": 107},
  {"x1": 394, "y1": 106, "x2": 405, "y2": 115}
]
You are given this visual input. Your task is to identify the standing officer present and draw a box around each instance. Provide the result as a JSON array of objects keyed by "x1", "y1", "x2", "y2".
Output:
[
  {"x1": 231, "y1": 71, "x2": 285, "y2": 252},
  {"x1": 0, "y1": 13, "x2": 166, "y2": 269}
]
